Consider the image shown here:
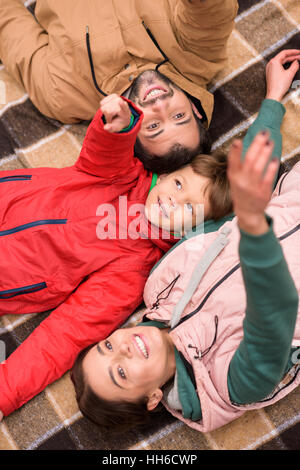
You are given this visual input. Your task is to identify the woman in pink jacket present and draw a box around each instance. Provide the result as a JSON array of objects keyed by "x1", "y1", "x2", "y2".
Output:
[{"x1": 71, "y1": 51, "x2": 300, "y2": 433}]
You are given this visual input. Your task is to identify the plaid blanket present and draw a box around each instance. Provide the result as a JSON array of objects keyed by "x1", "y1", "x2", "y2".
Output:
[{"x1": 0, "y1": 0, "x2": 300, "y2": 451}]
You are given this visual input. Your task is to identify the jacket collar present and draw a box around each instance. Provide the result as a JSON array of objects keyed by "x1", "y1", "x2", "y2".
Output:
[
  {"x1": 149, "y1": 213, "x2": 235, "y2": 275},
  {"x1": 163, "y1": 349, "x2": 202, "y2": 422}
]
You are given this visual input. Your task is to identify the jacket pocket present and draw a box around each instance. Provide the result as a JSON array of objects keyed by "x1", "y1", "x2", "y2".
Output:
[
  {"x1": 0, "y1": 175, "x2": 32, "y2": 182},
  {"x1": 0, "y1": 282, "x2": 47, "y2": 299}
]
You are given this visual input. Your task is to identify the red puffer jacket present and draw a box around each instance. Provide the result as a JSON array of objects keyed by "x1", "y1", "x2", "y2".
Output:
[{"x1": 0, "y1": 100, "x2": 177, "y2": 416}]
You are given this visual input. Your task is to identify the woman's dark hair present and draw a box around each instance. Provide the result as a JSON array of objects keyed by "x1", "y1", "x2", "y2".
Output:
[
  {"x1": 134, "y1": 111, "x2": 212, "y2": 174},
  {"x1": 190, "y1": 151, "x2": 233, "y2": 221},
  {"x1": 71, "y1": 343, "x2": 164, "y2": 435}
]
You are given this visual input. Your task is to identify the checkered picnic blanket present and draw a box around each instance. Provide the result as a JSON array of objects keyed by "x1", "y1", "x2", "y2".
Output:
[{"x1": 0, "y1": 0, "x2": 300, "y2": 451}]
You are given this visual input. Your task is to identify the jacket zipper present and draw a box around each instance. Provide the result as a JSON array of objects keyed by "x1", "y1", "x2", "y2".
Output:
[
  {"x1": 175, "y1": 222, "x2": 300, "y2": 329},
  {"x1": 187, "y1": 316, "x2": 219, "y2": 360},
  {"x1": 0, "y1": 175, "x2": 32, "y2": 182},
  {"x1": 0, "y1": 219, "x2": 68, "y2": 236},
  {"x1": 85, "y1": 26, "x2": 107, "y2": 97},
  {"x1": 0, "y1": 282, "x2": 47, "y2": 299},
  {"x1": 176, "y1": 264, "x2": 240, "y2": 328},
  {"x1": 85, "y1": 21, "x2": 170, "y2": 97},
  {"x1": 256, "y1": 364, "x2": 300, "y2": 404},
  {"x1": 170, "y1": 221, "x2": 300, "y2": 372},
  {"x1": 141, "y1": 21, "x2": 169, "y2": 70},
  {"x1": 278, "y1": 221, "x2": 300, "y2": 241}
]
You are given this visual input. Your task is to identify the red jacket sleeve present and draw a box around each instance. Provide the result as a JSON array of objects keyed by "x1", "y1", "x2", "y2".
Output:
[
  {"x1": 75, "y1": 98, "x2": 143, "y2": 179},
  {"x1": 0, "y1": 258, "x2": 153, "y2": 416}
]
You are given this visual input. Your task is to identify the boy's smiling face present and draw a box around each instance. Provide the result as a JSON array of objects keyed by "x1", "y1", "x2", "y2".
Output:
[{"x1": 145, "y1": 165, "x2": 211, "y2": 234}]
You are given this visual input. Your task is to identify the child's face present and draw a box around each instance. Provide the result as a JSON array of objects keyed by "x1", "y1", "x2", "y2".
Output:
[{"x1": 145, "y1": 165, "x2": 211, "y2": 234}]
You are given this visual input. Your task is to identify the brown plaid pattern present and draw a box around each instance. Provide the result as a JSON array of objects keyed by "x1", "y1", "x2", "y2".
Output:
[{"x1": 0, "y1": 0, "x2": 300, "y2": 451}]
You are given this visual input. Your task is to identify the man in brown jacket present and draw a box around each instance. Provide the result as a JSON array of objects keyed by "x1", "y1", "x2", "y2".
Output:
[{"x1": 0, "y1": 0, "x2": 238, "y2": 171}]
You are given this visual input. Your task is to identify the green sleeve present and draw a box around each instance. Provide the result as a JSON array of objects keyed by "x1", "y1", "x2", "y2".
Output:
[
  {"x1": 242, "y1": 99, "x2": 286, "y2": 186},
  {"x1": 242, "y1": 99, "x2": 285, "y2": 158},
  {"x1": 227, "y1": 217, "x2": 299, "y2": 405}
]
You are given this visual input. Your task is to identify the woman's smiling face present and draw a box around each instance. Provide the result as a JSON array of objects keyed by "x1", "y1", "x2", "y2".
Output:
[{"x1": 82, "y1": 326, "x2": 176, "y2": 410}]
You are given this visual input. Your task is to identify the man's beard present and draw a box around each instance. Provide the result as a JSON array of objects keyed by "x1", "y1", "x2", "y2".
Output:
[{"x1": 128, "y1": 70, "x2": 175, "y2": 107}]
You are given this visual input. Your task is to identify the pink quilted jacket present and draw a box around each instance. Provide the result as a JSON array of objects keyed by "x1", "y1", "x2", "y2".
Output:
[{"x1": 143, "y1": 162, "x2": 300, "y2": 432}]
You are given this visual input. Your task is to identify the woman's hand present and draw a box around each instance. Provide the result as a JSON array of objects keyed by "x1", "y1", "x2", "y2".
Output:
[
  {"x1": 227, "y1": 132, "x2": 279, "y2": 235},
  {"x1": 100, "y1": 94, "x2": 132, "y2": 133},
  {"x1": 265, "y1": 49, "x2": 300, "y2": 102}
]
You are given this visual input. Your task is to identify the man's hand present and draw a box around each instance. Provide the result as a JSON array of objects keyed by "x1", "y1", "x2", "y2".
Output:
[
  {"x1": 100, "y1": 94, "x2": 132, "y2": 133},
  {"x1": 265, "y1": 49, "x2": 300, "y2": 102},
  {"x1": 227, "y1": 132, "x2": 279, "y2": 235}
]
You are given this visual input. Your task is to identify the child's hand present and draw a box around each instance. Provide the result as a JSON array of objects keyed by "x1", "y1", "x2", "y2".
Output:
[
  {"x1": 227, "y1": 132, "x2": 279, "y2": 235},
  {"x1": 100, "y1": 94, "x2": 132, "y2": 133},
  {"x1": 265, "y1": 49, "x2": 300, "y2": 102}
]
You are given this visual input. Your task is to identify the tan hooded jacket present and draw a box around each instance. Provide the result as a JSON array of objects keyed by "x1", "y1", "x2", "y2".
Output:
[{"x1": 0, "y1": 0, "x2": 238, "y2": 122}]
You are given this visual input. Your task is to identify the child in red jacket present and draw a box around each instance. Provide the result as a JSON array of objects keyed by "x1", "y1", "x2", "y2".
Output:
[{"x1": 0, "y1": 94, "x2": 225, "y2": 418}]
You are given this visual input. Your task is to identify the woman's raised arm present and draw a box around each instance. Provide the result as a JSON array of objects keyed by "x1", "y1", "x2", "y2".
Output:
[{"x1": 227, "y1": 134, "x2": 299, "y2": 404}]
